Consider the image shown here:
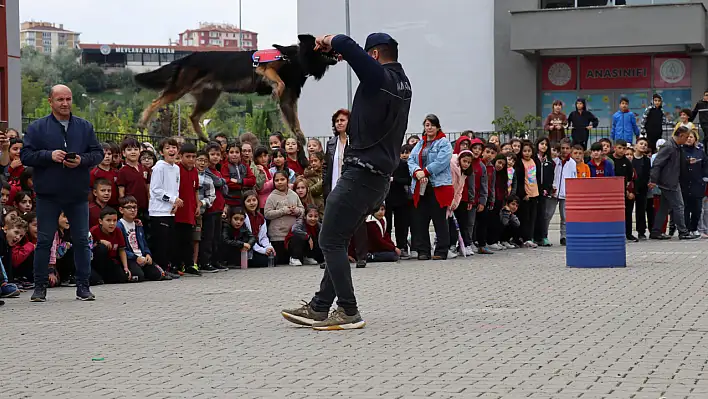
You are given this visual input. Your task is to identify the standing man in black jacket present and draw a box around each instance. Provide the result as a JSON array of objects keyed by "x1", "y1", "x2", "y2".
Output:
[
  {"x1": 21, "y1": 85, "x2": 104, "y2": 302},
  {"x1": 282, "y1": 33, "x2": 412, "y2": 330},
  {"x1": 641, "y1": 93, "x2": 668, "y2": 153},
  {"x1": 691, "y1": 90, "x2": 708, "y2": 153}
]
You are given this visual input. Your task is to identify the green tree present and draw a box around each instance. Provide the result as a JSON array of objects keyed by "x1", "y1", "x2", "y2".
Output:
[
  {"x1": 491, "y1": 106, "x2": 541, "y2": 137},
  {"x1": 245, "y1": 97, "x2": 253, "y2": 115},
  {"x1": 76, "y1": 64, "x2": 107, "y2": 93},
  {"x1": 21, "y1": 76, "x2": 45, "y2": 115}
]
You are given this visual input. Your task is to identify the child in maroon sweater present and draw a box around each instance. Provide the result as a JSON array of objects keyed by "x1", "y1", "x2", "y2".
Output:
[
  {"x1": 173, "y1": 143, "x2": 200, "y2": 276},
  {"x1": 365, "y1": 204, "x2": 400, "y2": 263},
  {"x1": 224, "y1": 143, "x2": 256, "y2": 208},
  {"x1": 89, "y1": 178, "x2": 111, "y2": 229},
  {"x1": 117, "y1": 138, "x2": 150, "y2": 222},
  {"x1": 90, "y1": 143, "x2": 120, "y2": 208}
]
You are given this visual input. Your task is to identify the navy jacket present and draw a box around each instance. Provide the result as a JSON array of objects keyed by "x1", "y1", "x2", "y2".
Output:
[
  {"x1": 21, "y1": 114, "x2": 104, "y2": 201},
  {"x1": 331, "y1": 35, "x2": 412, "y2": 175},
  {"x1": 117, "y1": 219, "x2": 152, "y2": 260},
  {"x1": 680, "y1": 145, "x2": 708, "y2": 198}
]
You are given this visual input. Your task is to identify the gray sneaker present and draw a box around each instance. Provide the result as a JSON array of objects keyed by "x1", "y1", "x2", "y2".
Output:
[
  {"x1": 312, "y1": 307, "x2": 366, "y2": 331},
  {"x1": 281, "y1": 301, "x2": 329, "y2": 326}
]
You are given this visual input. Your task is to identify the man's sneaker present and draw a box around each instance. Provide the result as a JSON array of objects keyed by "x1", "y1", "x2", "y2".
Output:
[
  {"x1": 200, "y1": 264, "x2": 219, "y2": 273},
  {"x1": 356, "y1": 260, "x2": 367, "y2": 268},
  {"x1": 542, "y1": 238, "x2": 552, "y2": 247},
  {"x1": 0, "y1": 283, "x2": 20, "y2": 298},
  {"x1": 560, "y1": 238, "x2": 567, "y2": 246},
  {"x1": 303, "y1": 257, "x2": 319, "y2": 266},
  {"x1": 319, "y1": 263, "x2": 326, "y2": 269},
  {"x1": 183, "y1": 266, "x2": 202, "y2": 276},
  {"x1": 75, "y1": 283, "x2": 95, "y2": 301},
  {"x1": 523, "y1": 240, "x2": 538, "y2": 248},
  {"x1": 447, "y1": 250, "x2": 458, "y2": 259},
  {"x1": 679, "y1": 232, "x2": 700, "y2": 240},
  {"x1": 0, "y1": 300, "x2": 4, "y2": 306},
  {"x1": 650, "y1": 233, "x2": 671, "y2": 240},
  {"x1": 409, "y1": 250, "x2": 418, "y2": 258},
  {"x1": 478, "y1": 246, "x2": 494, "y2": 255},
  {"x1": 489, "y1": 243, "x2": 504, "y2": 251},
  {"x1": 312, "y1": 307, "x2": 366, "y2": 331},
  {"x1": 502, "y1": 241, "x2": 516, "y2": 249},
  {"x1": 399, "y1": 249, "x2": 411, "y2": 260},
  {"x1": 626, "y1": 235, "x2": 639, "y2": 243},
  {"x1": 30, "y1": 283, "x2": 47, "y2": 302},
  {"x1": 281, "y1": 301, "x2": 329, "y2": 326},
  {"x1": 289, "y1": 257, "x2": 303, "y2": 266},
  {"x1": 418, "y1": 253, "x2": 431, "y2": 261},
  {"x1": 214, "y1": 263, "x2": 229, "y2": 271},
  {"x1": 638, "y1": 233, "x2": 648, "y2": 241}
]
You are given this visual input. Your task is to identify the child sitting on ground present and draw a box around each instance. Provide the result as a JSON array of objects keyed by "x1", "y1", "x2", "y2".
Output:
[
  {"x1": 8, "y1": 167, "x2": 33, "y2": 207},
  {"x1": 90, "y1": 207, "x2": 138, "y2": 284},
  {"x1": 48, "y1": 212, "x2": 101, "y2": 287},
  {"x1": 220, "y1": 206, "x2": 256, "y2": 268},
  {"x1": 285, "y1": 205, "x2": 324, "y2": 266},
  {"x1": 12, "y1": 212, "x2": 36, "y2": 287},
  {"x1": 243, "y1": 191, "x2": 275, "y2": 267},
  {"x1": 264, "y1": 171, "x2": 304, "y2": 264},
  {"x1": 0, "y1": 217, "x2": 27, "y2": 298},
  {"x1": 118, "y1": 196, "x2": 166, "y2": 282},
  {"x1": 500, "y1": 195, "x2": 521, "y2": 245},
  {"x1": 13, "y1": 191, "x2": 33, "y2": 215},
  {"x1": 365, "y1": 204, "x2": 401, "y2": 263}
]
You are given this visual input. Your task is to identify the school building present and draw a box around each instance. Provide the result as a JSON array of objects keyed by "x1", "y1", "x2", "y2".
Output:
[
  {"x1": 0, "y1": 1, "x2": 21, "y2": 131},
  {"x1": 296, "y1": 0, "x2": 708, "y2": 135}
]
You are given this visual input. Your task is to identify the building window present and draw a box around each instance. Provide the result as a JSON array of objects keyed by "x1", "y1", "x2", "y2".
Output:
[
  {"x1": 160, "y1": 53, "x2": 174, "y2": 63},
  {"x1": 42, "y1": 32, "x2": 51, "y2": 39},
  {"x1": 200, "y1": 39, "x2": 205, "y2": 45},
  {"x1": 126, "y1": 53, "x2": 142, "y2": 63},
  {"x1": 209, "y1": 31, "x2": 218, "y2": 38},
  {"x1": 43, "y1": 46, "x2": 51, "y2": 53}
]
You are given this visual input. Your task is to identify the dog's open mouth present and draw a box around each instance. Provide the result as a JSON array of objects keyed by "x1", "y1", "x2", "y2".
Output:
[{"x1": 322, "y1": 52, "x2": 340, "y2": 64}]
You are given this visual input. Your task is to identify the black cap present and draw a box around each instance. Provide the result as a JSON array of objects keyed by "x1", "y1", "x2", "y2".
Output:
[{"x1": 364, "y1": 33, "x2": 398, "y2": 52}]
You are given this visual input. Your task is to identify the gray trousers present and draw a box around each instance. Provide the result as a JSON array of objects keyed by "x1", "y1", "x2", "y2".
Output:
[
  {"x1": 699, "y1": 197, "x2": 708, "y2": 234},
  {"x1": 546, "y1": 198, "x2": 566, "y2": 239},
  {"x1": 652, "y1": 189, "x2": 687, "y2": 236}
]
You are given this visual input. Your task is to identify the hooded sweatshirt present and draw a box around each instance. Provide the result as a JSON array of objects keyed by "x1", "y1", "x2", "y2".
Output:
[
  {"x1": 641, "y1": 95, "x2": 667, "y2": 138},
  {"x1": 544, "y1": 110, "x2": 568, "y2": 143},
  {"x1": 566, "y1": 98, "x2": 599, "y2": 145}
]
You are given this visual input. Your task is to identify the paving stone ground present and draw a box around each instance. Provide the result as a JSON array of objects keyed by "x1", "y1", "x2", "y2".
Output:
[{"x1": 2, "y1": 235, "x2": 708, "y2": 399}]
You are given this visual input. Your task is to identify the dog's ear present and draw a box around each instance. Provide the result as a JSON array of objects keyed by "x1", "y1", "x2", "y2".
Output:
[{"x1": 298, "y1": 34, "x2": 316, "y2": 44}]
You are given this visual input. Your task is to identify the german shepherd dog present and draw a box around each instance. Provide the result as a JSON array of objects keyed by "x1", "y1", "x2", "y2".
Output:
[{"x1": 135, "y1": 34, "x2": 339, "y2": 143}]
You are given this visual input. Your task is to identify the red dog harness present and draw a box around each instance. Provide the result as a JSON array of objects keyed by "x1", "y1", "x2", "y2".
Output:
[{"x1": 252, "y1": 49, "x2": 287, "y2": 67}]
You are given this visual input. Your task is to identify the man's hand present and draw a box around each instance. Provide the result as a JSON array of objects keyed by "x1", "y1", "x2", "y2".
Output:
[
  {"x1": 52, "y1": 150, "x2": 67, "y2": 163},
  {"x1": 136, "y1": 256, "x2": 146, "y2": 266},
  {"x1": 314, "y1": 35, "x2": 334, "y2": 52},
  {"x1": 63, "y1": 155, "x2": 81, "y2": 168}
]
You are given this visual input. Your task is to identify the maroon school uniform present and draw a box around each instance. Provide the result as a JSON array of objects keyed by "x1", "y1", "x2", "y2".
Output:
[
  {"x1": 88, "y1": 201, "x2": 106, "y2": 229},
  {"x1": 90, "y1": 166, "x2": 120, "y2": 207},
  {"x1": 90, "y1": 225, "x2": 126, "y2": 259},
  {"x1": 365, "y1": 216, "x2": 396, "y2": 253},
  {"x1": 174, "y1": 164, "x2": 199, "y2": 226},
  {"x1": 117, "y1": 162, "x2": 150, "y2": 210},
  {"x1": 286, "y1": 158, "x2": 305, "y2": 176}
]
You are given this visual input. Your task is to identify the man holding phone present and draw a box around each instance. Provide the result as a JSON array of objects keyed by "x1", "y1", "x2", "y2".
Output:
[{"x1": 20, "y1": 84, "x2": 104, "y2": 302}]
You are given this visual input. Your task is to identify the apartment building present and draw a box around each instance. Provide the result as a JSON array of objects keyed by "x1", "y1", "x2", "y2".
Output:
[
  {"x1": 178, "y1": 22, "x2": 258, "y2": 51},
  {"x1": 20, "y1": 21, "x2": 80, "y2": 54}
]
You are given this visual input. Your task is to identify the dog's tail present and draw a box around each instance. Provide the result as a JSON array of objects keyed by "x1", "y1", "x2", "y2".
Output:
[{"x1": 134, "y1": 63, "x2": 180, "y2": 91}]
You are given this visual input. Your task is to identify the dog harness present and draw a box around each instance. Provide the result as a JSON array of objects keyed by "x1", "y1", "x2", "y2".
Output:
[{"x1": 252, "y1": 49, "x2": 287, "y2": 67}]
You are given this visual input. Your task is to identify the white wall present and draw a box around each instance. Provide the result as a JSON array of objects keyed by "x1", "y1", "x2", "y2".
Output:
[
  {"x1": 6, "y1": 1, "x2": 22, "y2": 131},
  {"x1": 296, "y1": 0, "x2": 496, "y2": 137}
]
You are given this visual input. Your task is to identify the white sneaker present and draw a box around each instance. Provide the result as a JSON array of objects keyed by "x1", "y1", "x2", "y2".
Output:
[
  {"x1": 289, "y1": 257, "x2": 303, "y2": 266},
  {"x1": 410, "y1": 250, "x2": 418, "y2": 258},
  {"x1": 489, "y1": 243, "x2": 504, "y2": 251},
  {"x1": 502, "y1": 241, "x2": 515, "y2": 249},
  {"x1": 464, "y1": 246, "x2": 476, "y2": 256},
  {"x1": 523, "y1": 240, "x2": 538, "y2": 248},
  {"x1": 447, "y1": 250, "x2": 458, "y2": 259},
  {"x1": 302, "y1": 257, "x2": 318, "y2": 265}
]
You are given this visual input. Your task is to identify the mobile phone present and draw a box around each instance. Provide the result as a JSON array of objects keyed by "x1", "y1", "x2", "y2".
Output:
[{"x1": 65, "y1": 152, "x2": 77, "y2": 160}]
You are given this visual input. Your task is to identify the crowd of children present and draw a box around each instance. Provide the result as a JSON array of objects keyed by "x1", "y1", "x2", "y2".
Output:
[{"x1": 0, "y1": 100, "x2": 705, "y2": 304}]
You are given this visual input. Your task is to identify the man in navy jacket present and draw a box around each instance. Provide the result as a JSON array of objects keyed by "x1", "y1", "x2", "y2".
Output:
[
  {"x1": 21, "y1": 85, "x2": 104, "y2": 302},
  {"x1": 282, "y1": 33, "x2": 412, "y2": 331}
]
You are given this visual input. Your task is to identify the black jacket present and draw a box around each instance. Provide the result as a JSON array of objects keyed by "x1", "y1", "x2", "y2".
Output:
[
  {"x1": 691, "y1": 100, "x2": 708, "y2": 127},
  {"x1": 680, "y1": 145, "x2": 708, "y2": 198},
  {"x1": 537, "y1": 155, "x2": 555, "y2": 197},
  {"x1": 608, "y1": 154, "x2": 635, "y2": 191},
  {"x1": 643, "y1": 106, "x2": 665, "y2": 138},
  {"x1": 631, "y1": 155, "x2": 651, "y2": 196},
  {"x1": 323, "y1": 135, "x2": 346, "y2": 200},
  {"x1": 386, "y1": 158, "x2": 411, "y2": 207},
  {"x1": 566, "y1": 99, "x2": 598, "y2": 145},
  {"x1": 650, "y1": 137, "x2": 684, "y2": 192},
  {"x1": 331, "y1": 35, "x2": 412, "y2": 175}
]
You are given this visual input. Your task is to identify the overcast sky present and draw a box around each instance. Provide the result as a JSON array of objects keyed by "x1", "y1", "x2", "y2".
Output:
[{"x1": 19, "y1": 0, "x2": 298, "y2": 48}]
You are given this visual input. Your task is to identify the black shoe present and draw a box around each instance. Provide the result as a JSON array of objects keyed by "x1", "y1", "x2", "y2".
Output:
[
  {"x1": 214, "y1": 263, "x2": 229, "y2": 271},
  {"x1": 626, "y1": 235, "x2": 639, "y2": 243},
  {"x1": 650, "y1": 233, "x2": 671, "y2": 240},
  {"x1": 183, "y1": 266, "x2": 202, "y2": 276},
  {"x1": 418, "y1": 253, "x2": 431, "y2": 261},
  {"x1": 319, "y1": 263, "x2": 326, "y2": 269},
  {"x1": 0, "y1": 299, "x2": 4, "y2": 306},
  {"x1": 30, "y1": 283, "x2": 48, "y2": 303},
  {"x1": 161, "y1": 273, "x2": 173, "y2": 281},
  {"x1": 679, "y1": 232, "x2": 699, "y2": 240},
  {"x1": 200, "y1": 264, "x2": 219, "y2": 273},
  {"x1": 75, "y1": 283, "x2": 95, "y2": 301},
  {"x1": 356, "y1": 260, "x2": 366, "y2": 269},
  {"x1": 638, "y1": 233, "x2": 647, "y2": 241},
  {"x1": 560, "y1": 238, "x2": 566, "y2": 246},
  {"x1": 165, "y1": 271, "x2": 181, "y2": 280},
  {"x1": 669, "y1": 226, "x2": 676, "y2": 236}
]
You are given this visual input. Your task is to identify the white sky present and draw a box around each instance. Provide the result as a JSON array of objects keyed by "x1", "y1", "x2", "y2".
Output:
[{"x1": 19, "y1": 0, "x2": 298, "y2": 48}]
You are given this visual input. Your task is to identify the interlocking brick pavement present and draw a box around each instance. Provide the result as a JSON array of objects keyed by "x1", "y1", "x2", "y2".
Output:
[{"x1": 2, "y1": 236, "x2": 708, "y2": 398}]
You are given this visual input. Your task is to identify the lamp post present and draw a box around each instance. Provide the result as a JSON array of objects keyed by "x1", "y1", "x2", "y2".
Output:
[
  {"x1": 239, "y1": 0, "x2": 243, "y2": 50},
  {"x1": 345, "y1": 0, "x2": 353, "y2": 109}
]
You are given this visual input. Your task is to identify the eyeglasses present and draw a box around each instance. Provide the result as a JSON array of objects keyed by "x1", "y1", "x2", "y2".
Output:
[{"x1": 122, "y1": 206, "x2": 137, "y2": 210}]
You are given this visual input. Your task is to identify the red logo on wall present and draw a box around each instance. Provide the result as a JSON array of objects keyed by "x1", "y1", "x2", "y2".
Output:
[
  {"x1": 542, "y1": 58, "x2": 577, "y2": 91},
  {"x1": 579, "y1": 55, "x2": 651, "y2": 90},
  {"x1": 654, "y1": 56, "x2": 691, "y2": 88}
]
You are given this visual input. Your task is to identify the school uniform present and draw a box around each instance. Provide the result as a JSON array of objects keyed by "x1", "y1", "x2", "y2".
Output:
[
  {"x1": 90, "y1": 225, "x2": 137, "y2": 284},
  {"x1": 365, "y1": 215, "x2": 399, "y2": 262}
]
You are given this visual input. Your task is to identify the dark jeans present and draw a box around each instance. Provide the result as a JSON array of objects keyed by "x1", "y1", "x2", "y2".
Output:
[
  {"x1": 653, "y1": 189, "x2": 687, "y2": 235},
  {"x1": 518, "y1": 196, "x2": 538, "y2": 242},
  {"x1": 625, "y1": 198, "x2": 635, "y2": 237},
  {"x1": 385, "y1": 202, "x2": 411, "y2": 250},
  {"x1": 353, "y1": 223, "x2": 368, "y2": 262},
  {"x1": 173, "y1": 222, "x2": 194, "y2": 269},
  {"x1": 684, "y1": 195, "x2": 702, "y2": 232},
  {"x1": 369, "y1": 251, "x2": 399, "y2": 262},
  {"x1": 91, "y1": 244, "x2": 140, "y2": 284},
  {"x1": 412, "y1": 191, "x2": 450, "y2": 257},
  {"x1": 448, "y1": 201, "x2": 470, "y2": 247},
  {"x1": 475, "y1": 207, "x2": 490, "y2": 247},
  {"x1": 534, "y1": 196, "x2": 550, "y2": 241},
  {"x1": 198, "y1": 212, "x2": 221, "y2": 267},
  {"x1": 289, "y1": 235, "x2": 325, "y2": 263},
  {"x1": 487, "y1": 200, "x2": 504, "y2": 245},
  {"x1": 34, "y1": 196, "x2": 92, "y2": 285},
  {"x1": 151, "y1": 216, "x2": 174, "y2": 271},
  {"x1": 310, "y1": 166, "x2": 388, "y2": 314},
  {"x1": 635, "y1": 192, "x2": 653, "y2": 235}
]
